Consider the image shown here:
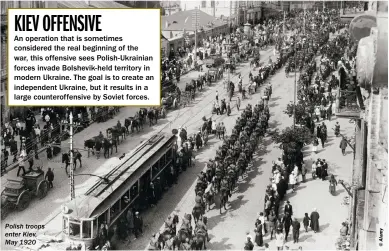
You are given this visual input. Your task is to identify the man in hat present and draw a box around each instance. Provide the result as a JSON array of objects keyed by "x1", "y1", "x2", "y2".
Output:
[
  {"x1": 284, "y1": 201, "x2": 293, "y2": 216},
  {"x1": 292, "y1": 218, "x2": 301, "y2": 243},
  {"x1": 125, "y1": 208, "x2": 134, "y2": 244},
  {"x1": 282, "y1": 212, "x2": 293, "y2": 241},
  {"x1": 244, "y1": 233, "x2": 254, "y2": 250},
  {"x1": 339, "y1": 137, "x2": 348, "y2": 155},
  {"x1": 45, "y1": 167, "x2": 54, "y2": 188},
  {"x1": 134, "y1": 211, "x2": 143, "y2": 239}
]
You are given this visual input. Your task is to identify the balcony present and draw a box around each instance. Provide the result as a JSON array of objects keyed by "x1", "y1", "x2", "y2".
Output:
[
  {"x1": 335, "y1": 90, "x2": 361, "y2": 117},
  {"x1": 1, "y1": 14, "x2": 6, "y2": 26}
]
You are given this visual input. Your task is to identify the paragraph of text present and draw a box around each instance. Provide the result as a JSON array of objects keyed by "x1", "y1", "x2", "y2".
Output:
[{"x1": 8, "y1": 9, "x2": 161, "y2": 106}]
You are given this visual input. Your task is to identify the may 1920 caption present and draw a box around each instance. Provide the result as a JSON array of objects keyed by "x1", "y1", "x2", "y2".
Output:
[
  {"x1": 8, "y1": 9, "x2": 161, "y2": 106},
  {"x1": 3, "y1": 223, "x2": 45, "y2": 246}
]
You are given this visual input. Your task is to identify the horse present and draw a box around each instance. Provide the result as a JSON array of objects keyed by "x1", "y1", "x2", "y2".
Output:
[
  {"x1": 114, "y1": 126, "x2": 127, "y2": 142},
  {"x1": 192, "y1": 205, "x2": 203, "y2": 224},
  {"x1": 204, "y1": 190, "x2": 215, "y2": 211},
  {"x1": 147, "y1": 109, "x2": 155, "y2": 126},
  {"x1": 84, "y1": 139, "x2": 95, "y2": 157},
  {"x1": 218, "y1": 187, "x2": 230, "y2": 214},
  {"x1": 103, "y1": 138, "x2": 117, "y2": 158},
  {"x1": 128, "y1": 117, "x2": 140, "y2": 133},
  {"x1": 193, "y1": 217, "x2": 208, "y2": 250}
]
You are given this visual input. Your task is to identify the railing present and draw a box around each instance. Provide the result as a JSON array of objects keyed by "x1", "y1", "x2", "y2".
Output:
[{"x1": 336, "y1": 90, "x2": 360, "y2": 117}]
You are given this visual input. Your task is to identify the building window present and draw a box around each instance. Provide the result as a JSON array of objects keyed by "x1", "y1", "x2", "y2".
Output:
[
  {"x1": 211, "y1": 1, "x2": 215, "y2": 8},
  {"x1": 201, "y1": 1, "x2": 206, "y2": 8}
]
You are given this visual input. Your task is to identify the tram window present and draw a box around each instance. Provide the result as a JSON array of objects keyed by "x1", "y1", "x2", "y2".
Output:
[
  {"x1": 121, "y1": 192, "x2": 130, "y2": 209},
  {"x1": 98, "y1": 211, "x2": 107, "y2": 227},
  {"x1": 82, "y1": 221, "x2": 92, "y2": 238},
  {"x1": 159, "y1": 154, "x2": 166, "y2": 168},
  {"x1": 110, "y1": 200, "x2": 120, "y2": 220},
  {"x1": 152, "y1": 162, "x2": 160, "y2": 177},
  {"x1": 92, "y1": 219, "x2": 98, "y2": 238},
  {"x1": 130, "y1": 183, "x2": 138, "y2": 198},
  {"x1": 63, "y1": 216, "x2": 69, "y2": 234},
  {"x1": 69, "y1": 221, "x2": 81, "y2": 237},
  {"x1": 166, "y1": 148, "x2": 172, "y2": 161}
]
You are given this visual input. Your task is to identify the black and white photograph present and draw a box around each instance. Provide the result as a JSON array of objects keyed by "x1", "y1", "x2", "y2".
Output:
[{"x1": 0, "y1": 1, "x2": 387, "y2": 250}]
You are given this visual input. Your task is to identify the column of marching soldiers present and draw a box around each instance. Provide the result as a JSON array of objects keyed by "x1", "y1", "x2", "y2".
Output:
[{"x1": 145, "y1": 48, "x2": 297, "y2": 251}]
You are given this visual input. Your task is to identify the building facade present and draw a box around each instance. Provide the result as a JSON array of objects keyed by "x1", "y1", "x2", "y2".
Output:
[
  {"x1": 348, "y1": 1, "x2": 388, "y2": 250},
  {"x1": 1, "y1": 1, "x2": 56, "y2": 123}
]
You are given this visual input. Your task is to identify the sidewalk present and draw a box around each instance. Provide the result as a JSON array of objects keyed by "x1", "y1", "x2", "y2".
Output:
[{"x1": 263, "y1": 33, "x2": 355, "y2": 250}]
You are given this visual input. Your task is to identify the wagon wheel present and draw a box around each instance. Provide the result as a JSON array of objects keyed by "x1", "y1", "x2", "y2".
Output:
[
  {"x1": 37, "y1": 180, "x2": 49, "y2": 199},
  {"x1": 17, "y1": 191, "x2": 30, "y2": 211}
]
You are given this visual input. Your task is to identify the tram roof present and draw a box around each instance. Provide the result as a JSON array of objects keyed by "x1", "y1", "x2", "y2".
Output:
[{"x1": 63, "y1": 133, "x2": 177, "y2": 219}]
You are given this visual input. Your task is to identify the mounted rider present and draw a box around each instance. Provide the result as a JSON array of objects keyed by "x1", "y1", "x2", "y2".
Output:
[{"x1": 195, "y1": 191, "x2": 206, "y2": 215}]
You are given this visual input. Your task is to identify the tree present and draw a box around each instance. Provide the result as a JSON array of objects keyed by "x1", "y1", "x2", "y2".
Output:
[
  {"x1": 271, "y1": 126, "x2": 313, "y2": 155},
  {"x1": 283, "y1": 102, "x2": 314, "y2": 125}
]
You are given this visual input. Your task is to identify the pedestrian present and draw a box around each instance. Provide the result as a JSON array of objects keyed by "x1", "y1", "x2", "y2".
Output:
[
  {"x1": 216, "y1": 123, "x2": 222, "y2": 139},
  {"x1": 282, "y1": 212, "x2": 293, "y2": 241},
  {"x1": 134, "y1": 212, "x2": 143, "y2": 239},
  {"x1": 220, "y1": 122, "x2": 226, "y2": 139},
  {"x1": 316, "y1": 160, "x2": 322, "y2": 179},
  {"x1": 10, "y1": 138, "x2": 18, "y2": 162},
  {"x1": 321, "y1": 159, "x2": 328, "y2": 180},
  {"x1": 303, "y1": 213, "x2": 310, "y2": 232},
  {"x1": 284, "y1": 201, "x2": 293, "y2": 216},
  {"x1": 301, "y1": 161, "x2": 307, "y2": 182},
  {"x1": 310, "y1": 208, "x2": 320, "y2": 233},
  {"x1": 236, "y1": 97, "x2": 241, "y2": 111},
  {"x1": 275, "y1": 230, "x2": 285, "y2": 250},
  {"x1": 312, "y1": 137, "x2": 319, "y2": 154},
  {"x1": 326, "y1": 106, "x2": 332, "y2": 120},
  {"x1": 98, "y1": 223, "x2": 108, "y2": 248},
  {"x1": 268, "y1": 210, "x2": 277, "y2": 240},
  {"x1": 289, "y1": 171, "x2": 297, "y2": 192},
  {"x1": 28, "y1": 150, "x2": 34, "y2": 171},
  {"x1": 254, "y1": 219, "x2": 263, "y2": 247},
  {"x1": 1, "y1": 149, "x2": 9, "y2": 173},
  {"x1": 45, "y1": 167, "x2": 54, "y2": 188},
  {"x1": 311, "y1": 160, "x2": 317, "y2": 179},
  {"x1": 227, "y1": 102, "x2": 231, "y2": 116},
  {"x1": 339, "y1": 137, "x2": 348, "y2": 155},
  {"x1": 244, "y1": 235, "x2": 254, "y2": 250},
  {"x1": 212, "y1": 120, "x2": 217, "y2": 134},
  {"x1": 216, "y1": 90, "x2": 219, "y2": 102},
  {"x1": 16, "y1": 156, "x2": 26, "y2": 177},
  {"x1": 215, "y1": 102, "x2": 221, "y2": 115},
  {"x1": 257, "y1": 212, "x2": 267, "y2": 235},
  {"x1": 315, "y1": 106, "x2": 320, "y2": 122},
  {"x1": 292, "y1": 218, "x2": 300, "y2": 243},
  {"x1": 46, "y1": 145, "x2": 52, "y2": 160}
]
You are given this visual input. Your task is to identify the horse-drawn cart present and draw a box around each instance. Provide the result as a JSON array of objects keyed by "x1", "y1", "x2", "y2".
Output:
[
  {"x1": 161, "y1": 93, "x2": 178, "y2": 109},
  {"x1": 1, "y1": 171, "x2": 49, "y2": 219}
]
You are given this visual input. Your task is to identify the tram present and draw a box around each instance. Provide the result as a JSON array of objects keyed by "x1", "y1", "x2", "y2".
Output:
[{"x1": 61, "y1": 133, "x2": 177, "y2": 248}]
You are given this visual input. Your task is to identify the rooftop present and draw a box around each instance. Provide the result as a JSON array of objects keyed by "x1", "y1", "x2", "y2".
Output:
[
  {"x1": 162, "y1": 9, "x2": 226, "y2": 31},
  {"x1": 58, "y1": 1, "x2": 129, "y2": 9}
]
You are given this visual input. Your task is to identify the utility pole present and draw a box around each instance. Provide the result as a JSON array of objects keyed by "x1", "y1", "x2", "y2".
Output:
[
  {"x1": 61, "y1": 112, "x2": 81, "y2": 200},
  {"x1": 192, "y1": 7, "x2": 199, "y2": 66},
  {"x1": 169, "y1": 0, "x2": 171, "y2": 16}
]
